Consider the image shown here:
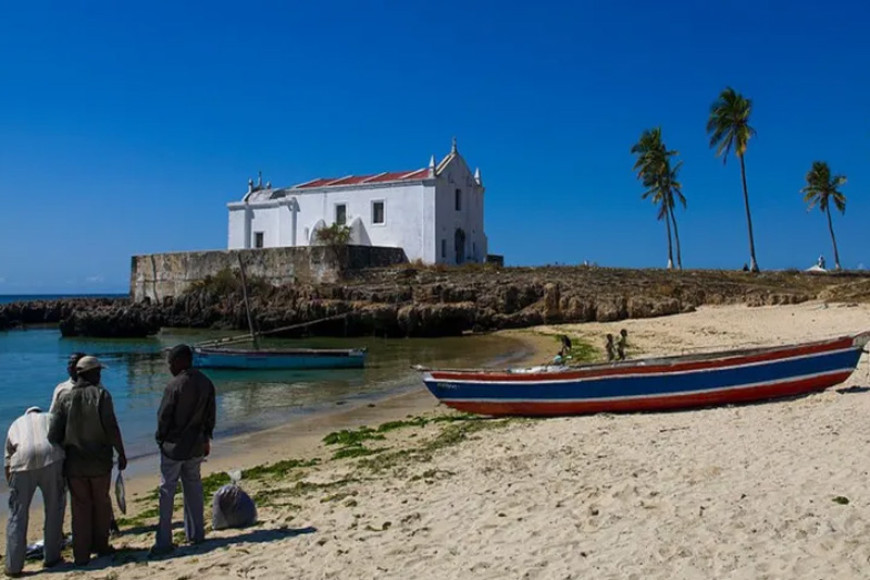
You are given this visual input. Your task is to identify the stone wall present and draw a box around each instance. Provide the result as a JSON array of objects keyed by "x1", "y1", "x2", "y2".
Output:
[{"x1": 130, "y1": 246, "x2": 407, "y2": 303}]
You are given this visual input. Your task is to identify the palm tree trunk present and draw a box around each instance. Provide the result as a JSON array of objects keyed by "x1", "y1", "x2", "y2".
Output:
[
  {"x1": 739, "y1": 154, "x2": 759, "y2": 272},
  {"x1": 825, "y1": 206, "x2": 841, "y2": 270},
  {"x1": 669, "y1": 204, "x2": 682, "y2": 270},
  {"x1": 664, "y1": 207, "x2": 674, "y2": 269}
]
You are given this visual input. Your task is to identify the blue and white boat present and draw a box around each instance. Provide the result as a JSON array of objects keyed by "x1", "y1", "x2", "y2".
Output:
[{"x1": 193, "y1": 346, "x2": 367, "y2": 370}]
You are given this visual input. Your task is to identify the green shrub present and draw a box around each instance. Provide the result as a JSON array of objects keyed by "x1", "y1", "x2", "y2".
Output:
[{"x1": 315, "y1": 224, "x2": 351, "y2": 246}]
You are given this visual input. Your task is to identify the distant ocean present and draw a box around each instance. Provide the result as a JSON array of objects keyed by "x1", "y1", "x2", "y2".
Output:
[{"x1": 0, "y1": 293, "x2": 129, "y2": 305}]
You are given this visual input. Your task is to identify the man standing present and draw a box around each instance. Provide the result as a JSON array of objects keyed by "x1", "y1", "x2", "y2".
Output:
[
  {"x1": 4, "y1": 407, "x2": 66, "y2": 577},
  {"x1": 49, "y1": 352, "x2": 86, "y2": 414},
  {"x1": 49, "y1": 352, "x2": 121, "y2": 536},
  {"x1": 48, "y1": 356, "x2": 127, "y2": 566},
  {"x1": 151, "y1": 345, "x2": 216, "y2": 556}
]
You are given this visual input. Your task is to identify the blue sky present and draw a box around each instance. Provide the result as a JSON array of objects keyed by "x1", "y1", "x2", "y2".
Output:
[{"x1": 1, "y1": 0, "x2": 868, "y2": 293}]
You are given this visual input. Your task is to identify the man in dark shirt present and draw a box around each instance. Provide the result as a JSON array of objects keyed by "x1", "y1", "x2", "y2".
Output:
[
  {"x1": 151, "y1": 344, "x2": 216, "y2": 556},
  {"x1": 48, "y1": 356, "x2": 126, "y2": 566}
]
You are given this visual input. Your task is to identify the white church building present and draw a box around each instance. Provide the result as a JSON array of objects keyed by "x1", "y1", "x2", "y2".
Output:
[{"x1": 227, "y1": 139, "x2": 487, "y2": 265}]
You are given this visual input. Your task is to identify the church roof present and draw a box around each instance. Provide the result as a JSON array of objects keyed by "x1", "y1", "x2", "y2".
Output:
[
  {"x1": 238, "y1": 139, "x2": 477, "y2": 203},
  {"x1": 293, "y1": 168, "x2": 431, "y2": 189}
]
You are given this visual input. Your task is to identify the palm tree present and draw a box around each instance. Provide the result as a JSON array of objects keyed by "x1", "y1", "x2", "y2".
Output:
[
  {"x1": 631, "y1": 128, "x2": 686, "y2": 269},
  {"x1": 665, "y1": 165, "x2": 687, "y2": 270},
  {"x1": 801, "y1": 161, "x2": 847, "y2": 271},
  {"x1": 707, "y1": 87, "x2": 759, "y2": 272}
]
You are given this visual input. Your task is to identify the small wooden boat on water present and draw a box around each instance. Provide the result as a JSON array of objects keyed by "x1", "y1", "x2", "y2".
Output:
[
  {"x1": 191, "y1": 254, "x2": 367, "y2": 371},
  {"x1": 417, "y1": 332, "x2": 870, "y2": 416},
  {"x1": 193, "y1": 346, "x2": 367, "y2": 370}
]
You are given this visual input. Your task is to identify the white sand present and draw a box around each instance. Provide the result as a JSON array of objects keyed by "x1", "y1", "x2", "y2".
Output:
[{"x1": 18, "y1": 302, "x2": 870, "y2": 579}]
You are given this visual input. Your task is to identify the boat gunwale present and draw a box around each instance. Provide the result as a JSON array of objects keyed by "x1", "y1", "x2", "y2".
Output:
[
  {"x1": 419, "y1": 332, "x2": 870, "y2": 378},
  {"x1": 194, "y1": 347, "x2": 367, "y2": 357}
]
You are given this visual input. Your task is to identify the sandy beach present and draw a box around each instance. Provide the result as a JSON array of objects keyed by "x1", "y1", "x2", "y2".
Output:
[{"x1": 6, "y1": 301, "x2": 870, "y2": 579}]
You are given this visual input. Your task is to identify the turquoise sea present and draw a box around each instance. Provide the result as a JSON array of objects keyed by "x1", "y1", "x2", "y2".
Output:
[{"x1": 0, "y1": 296, "x2": 529, "y2": 464}]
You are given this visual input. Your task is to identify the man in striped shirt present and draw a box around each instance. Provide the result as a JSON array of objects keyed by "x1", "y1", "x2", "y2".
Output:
[{"x1": 4, "y1": 407, "x2": 66, "y2": 577}]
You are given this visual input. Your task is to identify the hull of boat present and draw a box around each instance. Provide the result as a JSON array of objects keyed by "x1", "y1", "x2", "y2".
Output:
[
  {"x1": 193, "y1": 348, "x2": 366, "y2": 370},
  {"x1": 421, "y1": 333, "x2": 869, "y2": 416}
]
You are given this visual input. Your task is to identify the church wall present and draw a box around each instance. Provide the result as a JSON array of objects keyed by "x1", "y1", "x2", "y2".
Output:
[
  {"x1": 434, "y1": 158, "x2": 486, "y2": 264},
  {"x1": 228, "y1": 207, "x2": 248, "y2": 248},
  {"x1": 228, "y1": 182, "x2": 432, "y2": 262}
]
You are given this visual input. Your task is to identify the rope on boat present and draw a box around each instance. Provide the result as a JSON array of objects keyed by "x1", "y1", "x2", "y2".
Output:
[{"x1": 194, "y1": 313, "x2": 351, "y2": 348}]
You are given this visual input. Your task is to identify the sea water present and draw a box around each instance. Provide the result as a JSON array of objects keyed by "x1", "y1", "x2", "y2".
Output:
[
  {"x1": 0, "y1": 293, "x2": 128, "y2": 304},
  {"x1": 0, "y1": 319, "x2": 529, "y2": 462}
]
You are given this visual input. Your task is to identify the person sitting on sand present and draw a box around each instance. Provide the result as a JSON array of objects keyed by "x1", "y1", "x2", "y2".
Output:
[
  {"x1": 616, "y1": 329, "x2": 628, "y2": 361},
  {"x1": 605, "y1": 334, "x2": 616, "y2": 362}
]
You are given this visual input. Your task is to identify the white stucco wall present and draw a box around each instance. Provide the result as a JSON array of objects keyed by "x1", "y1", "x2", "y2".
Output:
[
  {"x1": 421, "y1": 185, "x2": 438, "y2": 263},
  {"x1": 228, "y1": 207, "x2": 248, "y2": 248},
  {"x1": 433, "y1": 155, "x2": 486, "y2": 264},
  {"x1": 228, "y1": 182, "x2": 434, "y2": 262}
]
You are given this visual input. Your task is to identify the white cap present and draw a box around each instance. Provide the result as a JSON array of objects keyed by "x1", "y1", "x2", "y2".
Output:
[{"x1": 76, "y1": 356, "x2": 106, "y2": 373}]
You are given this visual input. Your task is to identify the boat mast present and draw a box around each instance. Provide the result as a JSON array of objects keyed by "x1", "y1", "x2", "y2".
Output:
[{"x1": 236, "y1": 253, "x2": 261, "y2": 350}]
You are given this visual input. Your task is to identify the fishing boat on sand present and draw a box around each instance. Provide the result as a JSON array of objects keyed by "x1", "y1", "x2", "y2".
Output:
[{"x1": 416, "y1": 332, "x2": 870, "y2": 416}]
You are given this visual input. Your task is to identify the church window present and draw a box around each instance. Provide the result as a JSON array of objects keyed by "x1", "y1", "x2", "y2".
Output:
[
  {"x1": 455, "y1": 189, "x2": 462, "y2": 211},
  {"x1": 372, "y1": 201, "x2": 385, "y2": 224},
  {"x1": 254, "y1": 232, "x2": 264, "y2": 248},
  {"x1": 335, "y1": 204, "x2": 347, "y2": 225},
  {"x1": 441, "y1": 239, "x2": 446, "y2": 258}
]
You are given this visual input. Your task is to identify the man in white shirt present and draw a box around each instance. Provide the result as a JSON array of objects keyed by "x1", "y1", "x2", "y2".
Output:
[
  {"x1": 49, "y1": 352, "x2": 86, "y2": 414},
  {"x1": 4, "y1": 407, "x2": 66, "y2": 577}
]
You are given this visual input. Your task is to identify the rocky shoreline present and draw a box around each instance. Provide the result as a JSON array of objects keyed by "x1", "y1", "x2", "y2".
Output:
[
  {"x1": 3, "y1": 266, "x2": 870, "y2": 338},
  {"x1": 0, "y1": 297, "x2": 127, "y2": 331}
]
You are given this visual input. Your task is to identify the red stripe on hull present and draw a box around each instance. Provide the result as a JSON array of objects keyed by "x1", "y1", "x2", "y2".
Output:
[
  {"x1": 440, "y1": 371, "x2": 853, "y2": 417},
  {"x1": 430, "y1": 338, "x2": 855, "y2": 384}
]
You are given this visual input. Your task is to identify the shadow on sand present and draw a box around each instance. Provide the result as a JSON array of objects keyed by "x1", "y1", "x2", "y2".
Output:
[
  {"x1": 835, "y1": 385, "x2": 870, "y2": 394},
  {"x1": 41, "y1": 525, "x2": 317, "y2": 574}
]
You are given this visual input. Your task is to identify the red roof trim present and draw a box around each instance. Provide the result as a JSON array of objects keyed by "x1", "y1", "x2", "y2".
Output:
[
  {"x1": 296, "y1": 177, "x2": 338, "y2": 189},
  {"x1": 361, "y1": 172, "x2": 388, "y2": 184},
  {"x1": 293, "y1": 168, "x2": 428, "y2": 189}
]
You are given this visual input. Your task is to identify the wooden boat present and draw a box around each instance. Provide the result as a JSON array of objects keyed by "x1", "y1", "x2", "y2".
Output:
[
  {"x1": 417, "y1": 332, "x2": 870, "y2": 416},
  {"x1": 191, "y1": 254, "x2": 367, "y2": 371},
  {"x1": 193, "y1": 346, "x2": 366, "y2": 370}
]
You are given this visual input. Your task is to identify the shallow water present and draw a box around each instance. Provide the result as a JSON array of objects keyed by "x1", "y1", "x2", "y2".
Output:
[{"x1": 0, "y1": 326, "x2": 529, "y2": 460}]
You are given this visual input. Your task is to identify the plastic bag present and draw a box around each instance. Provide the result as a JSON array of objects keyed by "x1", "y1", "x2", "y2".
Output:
[
  {"x1": 212, "y1": 470, "x2": 257, "y2": 530},
  {"x1": 26, "y1": 535, "x2": 72, "y2": 560},
  {"x1": 115, "y1": 471, "x2": 127, "y2": 514}
]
